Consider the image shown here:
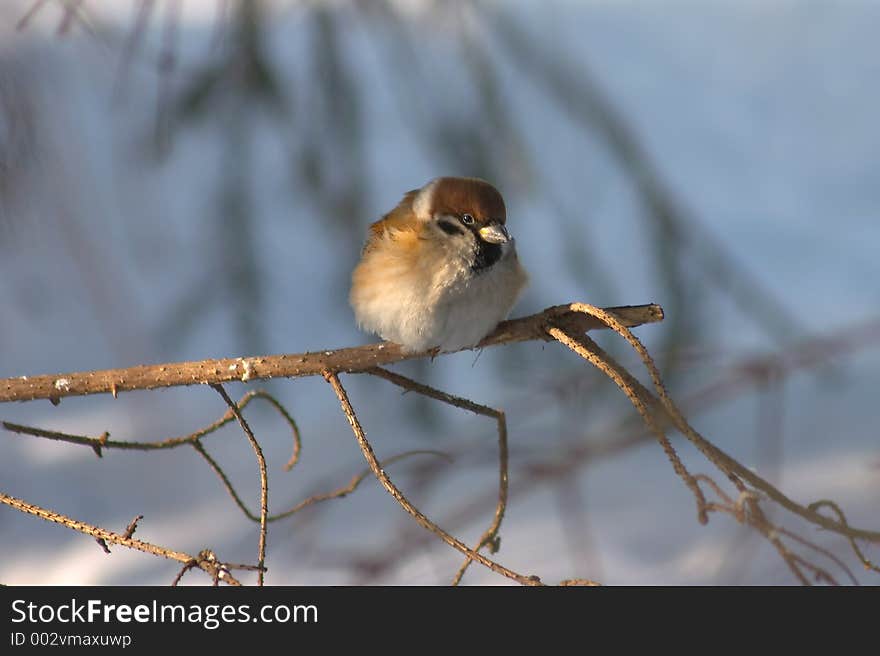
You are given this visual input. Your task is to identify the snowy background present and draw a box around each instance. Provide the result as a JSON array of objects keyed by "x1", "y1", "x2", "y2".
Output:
[{"x1": 1, "y1": 0, "x2": 878, "y2": 585}]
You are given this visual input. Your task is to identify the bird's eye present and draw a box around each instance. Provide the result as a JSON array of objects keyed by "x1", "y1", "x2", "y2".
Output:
[{"x1": 460, "y1": 213, "x2": 475, "y2": 225}]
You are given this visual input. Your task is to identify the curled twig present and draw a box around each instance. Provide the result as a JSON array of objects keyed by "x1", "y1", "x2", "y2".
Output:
[
  {"x1": 809, "y1": 500, "x2": 880, "y2": 573},
  {"x1": 194, "y1": 434, "x2": 450, "y2": 524},
  {"x1": 3, "y1": 389, "x2": 301, "y2": 467},
  {"x1": 550, "y1": 327, "x2": 709, "y2": 523},
  {"x1": 210, "y1": 384, "x2": 268, "y2": 586},
  {"x1": 270, "y1": 450, "x2": 452, "y2": 522},
  {"x1": 363, "y1": 366, "x2": 508, "y2": 585},
  {"x1": 694, "y1": 475, "x2": 855, "y2": 585},
  {"x1": 550, "y1": 302, "x2": 880, "y2": 582},
  {"x1": 323, "y1": 371, "x2": 545, "y2": 586}
]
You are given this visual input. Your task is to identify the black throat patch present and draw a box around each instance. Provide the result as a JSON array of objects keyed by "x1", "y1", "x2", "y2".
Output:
[{"x1": 472, "y1": 239, "x2": 503, "y2": 272}]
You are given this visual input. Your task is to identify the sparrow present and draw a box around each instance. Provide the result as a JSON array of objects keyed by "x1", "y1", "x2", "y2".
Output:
[{"x1": 350, "y1": 176, "x2": 528, "y2": 353}]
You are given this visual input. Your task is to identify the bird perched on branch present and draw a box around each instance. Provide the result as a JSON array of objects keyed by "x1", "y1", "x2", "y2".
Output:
[{"x1": 350, "y1": 177, "x2": 528, "y2": 353}]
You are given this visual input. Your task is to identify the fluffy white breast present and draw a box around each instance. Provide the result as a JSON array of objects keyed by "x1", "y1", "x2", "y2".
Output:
[
  {"x1": 350, "y1": 232, "x2": 527, "y2": 353},
  {"x1": 428, "y1": 250, "x2": 527, "y2": 352}
]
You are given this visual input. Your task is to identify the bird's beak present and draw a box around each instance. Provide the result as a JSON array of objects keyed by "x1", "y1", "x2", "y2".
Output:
[{"x1": 478, "y1": 223, "x2": 510, "y2": 244}]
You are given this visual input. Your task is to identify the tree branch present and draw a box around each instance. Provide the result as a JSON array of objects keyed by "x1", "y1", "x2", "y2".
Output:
[
  {"x1": 210, "y1": 383, "x2": 268, "y2": 586},
  {"x1": 0, "y1": 304, "x2": 662, "y2": 403},
  {"x1": 323, "y1": 371, "x2": 546, "y2": 586},
  {"x1": 362, "y1": 366, "x2": 510, "y2": 586},
  {"x1": 0, "y1": 491, "x2": 253, "y2": 586}
]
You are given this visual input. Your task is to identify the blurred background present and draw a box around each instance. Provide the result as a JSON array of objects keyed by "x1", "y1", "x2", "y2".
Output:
[{"x1": 1, "y1": 0, "x2": 878, "y2": 585}]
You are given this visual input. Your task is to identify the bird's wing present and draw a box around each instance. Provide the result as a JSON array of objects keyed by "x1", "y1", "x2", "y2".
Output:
[{"x1": 364, "y1": 189, "x2": 421, "y2": 252}]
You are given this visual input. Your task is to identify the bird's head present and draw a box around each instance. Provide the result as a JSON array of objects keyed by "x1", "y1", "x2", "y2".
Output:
[{"x1": 410, "y1": 176, "x2": 513, "y2": 271}]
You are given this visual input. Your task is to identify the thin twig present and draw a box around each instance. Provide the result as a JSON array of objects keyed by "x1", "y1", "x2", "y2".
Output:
[
  {"x1": 363, "y1": 366, "x2": 509, "y2": 586},
  {"x1": 0, "y1": 492, "x2": 245, "y2": 585},
  {"x1": 122, "y1": 514, "x2": 144, "y2": 539},
  {"x1": 694, "y1": 475, "x2": 854, "y2": 585},
  {"x1": 211, "y1": 384, "x2": 268, "y2": 586},
  {"x1": 742, "y1": 498, "x2": 839, "y2": 586},
  {"x1": 550, "y1": 326, "x2": 709, "y2": 523},
  {"x1": 3, "y1": 389, "x2": 301, "y2": 469},
  {"x1": 342, "y1": 318, "x2": 880, "y2": 583},
  {"x1": 3, "y1": 421, "x2": 109, "y2": 457},
  {"x1": 194, "y1": 433, "x2": 449, "y2": 524},
  {"x1": 323, "y1": 371, "x2": 544, "y2": 586},
  {"x1": 775, "y1": 526, "x2": 858, "y2": 585},
  {"x1": 569, "y1": 304, "x2": 745, "y2": 487},
  {"x1": 270, "y1": 450, "x2": 452, "y2": 522},
  {"x1": 549, "y1": 303, "x2": 880, "y2": 583},
  {"x1": 191, "y1": 439, "x2": 257, "y2": 521},
  {"x1": 550, "y1": 304, "x2": 880, "y2": 544},
  {"x1": 809, "y1": 500, "x2": 880, "y2": 573},
  {"x1": 171, "y1": 558, "x2": 199, "y2": 586}
]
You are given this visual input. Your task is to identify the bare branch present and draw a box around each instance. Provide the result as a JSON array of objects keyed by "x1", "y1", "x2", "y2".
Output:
[
  {"x1": 122, "y1": 514, "x2": 144, "y2": 540},
  {"x1": 0, "y1": 491, "x2": 246, "y2": 585},
  {"x1": 269, "y1": 450, "x2": 451, "y2": 522},
  {"x1": 547, "y1": 303, "x2": 880, "y2": 553},
  {"x1": 3, "y1": 389, "x2": 301, "y2": 469},
  {"x1": 317, "y1": 316, "x2": 880, "y2": 583},
  {"x1": 5, "y1": 297, "x2": 875, "y2": 584},
  {"x1": 194, "y1": 432, "x2": 449, "y2": 524},
  {"x1": 550, "y1": 326, "x2": 710, "y2": 523},
  {"x1": 363, "y1": 366, "x2": 509, "y2": 585},
  {"x1": 0, "y1": 304, "x2": 663, "y2": 404},
  {"x1": 211, "y1": 384, "x2": 268, "y2": 586},
  {"x1": 324, "y1": 371, "x2": 546, "y2": 586},
  {"x1": 3, "y1": 421, "x2": 109, "y2": 457},
  {"x1": 808, "y1": 500, "x2": 880, "y2": 574}
]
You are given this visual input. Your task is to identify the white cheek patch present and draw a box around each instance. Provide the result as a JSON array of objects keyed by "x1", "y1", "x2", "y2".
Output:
[{"x1": 412, "y1": 178, "x2": 439, "y2": 221}]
